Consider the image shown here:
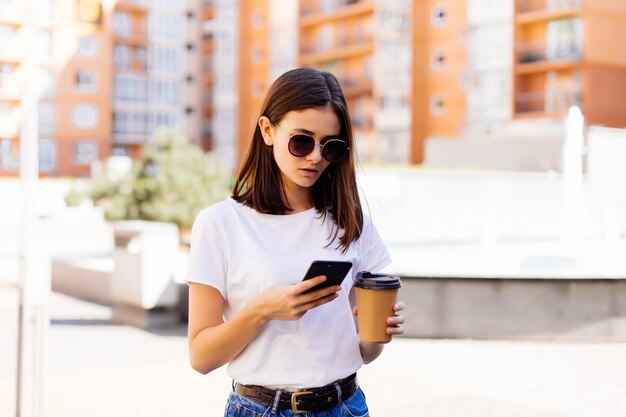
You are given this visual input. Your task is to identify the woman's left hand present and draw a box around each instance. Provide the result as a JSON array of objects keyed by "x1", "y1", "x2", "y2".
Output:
[
  {"x1": 352, "y1": 301, "x2": 405, "y2": 339},
  {"x1": 386, "y1": 301, "x2": 405, "y2": 337}
]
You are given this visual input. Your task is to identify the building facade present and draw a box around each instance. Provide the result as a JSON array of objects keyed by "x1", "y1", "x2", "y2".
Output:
[
  {"x1": 2, "y1": 0, "x2": 626, "y2": 175},
  {"x1": 0, "y1": 0, "x2": 204, "y2": 177}
]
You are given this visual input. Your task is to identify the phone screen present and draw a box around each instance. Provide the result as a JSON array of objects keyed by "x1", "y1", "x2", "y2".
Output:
[{"x1": 301, "y1": 260, "x2": 353, "y2": 294}]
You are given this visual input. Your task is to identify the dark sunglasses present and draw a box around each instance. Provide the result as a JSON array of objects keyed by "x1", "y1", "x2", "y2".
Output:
[
  {"x1": 271, "y1": 123, "x2": 349, "y2": 162},
  {"x1": 287, "y1": 134, "x2": 349, "y2": 162}
]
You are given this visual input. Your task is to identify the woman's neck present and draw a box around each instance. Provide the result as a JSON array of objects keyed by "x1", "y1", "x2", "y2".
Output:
[{"x1": 284, "y1": 184, "x2": 314, "y2": 213}]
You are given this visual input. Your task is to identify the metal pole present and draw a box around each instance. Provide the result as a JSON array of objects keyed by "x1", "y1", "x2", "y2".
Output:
[{"x1": 16, "y1": 2, "x2": 50, "y2": 414}]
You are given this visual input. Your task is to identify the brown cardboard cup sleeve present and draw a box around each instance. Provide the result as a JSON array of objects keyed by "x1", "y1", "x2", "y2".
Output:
[{"x1": 354, "y1": 272, "x2": 402, "y2": 343}]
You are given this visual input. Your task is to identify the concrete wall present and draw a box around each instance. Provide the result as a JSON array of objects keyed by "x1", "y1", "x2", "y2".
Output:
[{"x1": 400, "y1": 277, "x2": 626, "y2": 341}]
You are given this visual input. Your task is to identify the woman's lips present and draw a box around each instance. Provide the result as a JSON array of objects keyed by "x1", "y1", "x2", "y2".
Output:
[{"x1": 299, "y1": 168, "x2": 319, "y2": 177}]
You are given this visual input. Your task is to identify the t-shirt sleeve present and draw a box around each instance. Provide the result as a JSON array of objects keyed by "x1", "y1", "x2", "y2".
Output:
[
  {"x1": 354, "y1": 214, "x2": 391, "y2": 275},
  {"x1": 185, "y1": 208, "x2": 228, "y2": 298}
]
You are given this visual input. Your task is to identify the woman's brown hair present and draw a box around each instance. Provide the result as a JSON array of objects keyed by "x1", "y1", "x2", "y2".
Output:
[{"x1": 232, "y1": 67, "x2": 363, "y2": 252}]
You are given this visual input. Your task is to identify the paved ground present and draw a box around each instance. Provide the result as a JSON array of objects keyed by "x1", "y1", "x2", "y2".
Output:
[{"x1": 1, "y1": 285, "x2": 625, "y2": 417}]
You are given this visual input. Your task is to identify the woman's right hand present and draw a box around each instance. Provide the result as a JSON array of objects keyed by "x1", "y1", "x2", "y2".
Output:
[{"x1": 252, "y1": 275, "x2": 342, "y2": 321}]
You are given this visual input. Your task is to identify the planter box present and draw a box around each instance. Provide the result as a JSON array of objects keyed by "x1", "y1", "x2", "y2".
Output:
[{"x1": 110, "y1": 221, "x2": 180, "y2": 310}]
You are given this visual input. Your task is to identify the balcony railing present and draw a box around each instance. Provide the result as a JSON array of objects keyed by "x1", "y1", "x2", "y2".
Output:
[
  {"x1": 517, "y1": 40, "x2": 582, "y2": 64},
  {"x1": 301, "y1": 0, "x2": 363, "y2": 17},
  {"x1": 517, "y1": 0, "x2": 582, "y2": 14},
  {"x1": 337, "y1": 75, "x2": 372, "y2": 97},
  {"x1": 516, "y1": 88, "x2": 582, "y2": 114},
  {"x1": 300, "y1": 34, "x2": 373, "y2": 56}
]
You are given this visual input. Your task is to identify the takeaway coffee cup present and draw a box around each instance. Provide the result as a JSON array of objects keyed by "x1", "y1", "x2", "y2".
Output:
[{"x1": 354, "y1": 272, "x2": 402, "y2": 343}]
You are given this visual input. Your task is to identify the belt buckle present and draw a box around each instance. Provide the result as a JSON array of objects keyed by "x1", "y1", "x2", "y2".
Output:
[{"x1": 290, "y1": 390, "x2": 313, "y2": 414}]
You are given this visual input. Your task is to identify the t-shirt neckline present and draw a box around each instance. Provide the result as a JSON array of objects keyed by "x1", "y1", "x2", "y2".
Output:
[{"x1": 229, "y1": 197, "x2": 318, "y2": 220}]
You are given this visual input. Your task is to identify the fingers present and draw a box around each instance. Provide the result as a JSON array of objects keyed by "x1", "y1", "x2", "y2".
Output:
[
  {"x1": 301, "y1": 291, "x2": 340, "y2": 311},
  {"x1": 386, "y1": 304, "x2": 405, "y2": 336},
  {"x1": 294, "y1": 275, "x2": 327, "y2": 293}
]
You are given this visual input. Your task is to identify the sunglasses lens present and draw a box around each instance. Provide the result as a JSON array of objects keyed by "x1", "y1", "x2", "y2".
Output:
[
  {"x1": 288, "y1": 135, "x2": 315, "y2": 157},
  {"x1": 322, "y1": 140, "x2": 348, "y2": 162}
]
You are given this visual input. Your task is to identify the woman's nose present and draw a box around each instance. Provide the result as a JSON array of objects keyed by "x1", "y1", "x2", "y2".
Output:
[{"x1": 306, "y1": 144, "x2": 323, "y2": 163}]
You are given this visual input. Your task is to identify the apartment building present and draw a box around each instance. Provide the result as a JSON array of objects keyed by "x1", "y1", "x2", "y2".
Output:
[
  {"x1": 204, "y1": 0, "x2": 238, "y2": 171},
  {"x1": 202, "y1": 0, "x2": 298, "y2": 172},
  {"x1": 198, "y1": 0, "x2": 215, "y2": 151},
  {"x1": 112, "y1": 0, "x2": 203, "y2": 159},
  {"x1": 513, "y1": 0, "x2": 626, "y2": 127},
  {"x1": 299, "y1": 0, "x2": 378, "y2": 161},
  {"x1": 0, "y1": 0, "x2": 111, "y2": 176},
  {"x1": 0, "y1": 0, "x2": 203, "y2": 176},
  {"x1": 465, "y1": 0, "x2": 514, "y2": 137},
  {"x1": 169, "y1": 0, "x2": 626, "y2": 170}
]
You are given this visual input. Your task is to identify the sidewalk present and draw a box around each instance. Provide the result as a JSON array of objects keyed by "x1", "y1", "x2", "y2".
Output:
[{"x1": 1, "y1": 285, "x2": 625, "y2": 417}]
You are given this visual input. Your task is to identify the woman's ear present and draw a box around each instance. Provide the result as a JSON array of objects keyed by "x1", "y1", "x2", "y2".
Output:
[{"x1": 258, "y1": 116, "x2": 273, "y2": 146}]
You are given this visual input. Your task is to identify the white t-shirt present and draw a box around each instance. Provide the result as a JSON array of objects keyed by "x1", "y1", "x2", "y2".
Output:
[{"x1": 185, "y1": 197, "x2": 391, "y2": 389}]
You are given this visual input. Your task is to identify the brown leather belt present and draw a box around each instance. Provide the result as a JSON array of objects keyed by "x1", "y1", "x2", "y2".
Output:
[{"x1": 234, "y1": 373, "x2": 358, "y2": 414}]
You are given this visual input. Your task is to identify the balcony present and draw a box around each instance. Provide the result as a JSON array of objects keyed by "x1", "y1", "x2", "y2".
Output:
[
  {"x1": 516, "y1": 0, "x2": 582, "y2": 15},
  {"x1": 202, "y1": 2, "x2": 215, "y2": 21},
  {"x1": 113, "y1": 132, "x2": 149, "y2": 145},
  {"x1": 0, "y1": 3, "x2": 26, "y2": 26},
  {"x1": 0, "y1": 105, "x2": 20, "y2": 139},
  {"x1": 202, "y1": 35, "x2": 214, "y2": 54},
  {"x1": 299, "y1": 36, "x2": 374, "y2": 65},
  {"x1": 515, "y1": 88, "x2": 582, "y2": 117},
  {"x1": 338, "y1": 76, "x2": 372, "y2": 98},
  {"x1": 114, "y1": 0, "x2": 148, "y2": 14},
  {"x1": 114, "y1": 31, "x2": 148, "y2": 47},
  {"x1": 300, "y1": 1, "x2": 373, "y2": 28},
  {"x1": 202, "y1": 104, "x2": 213, "y2": 118},
  {"x1": 516, "y1": 41, "x2": 582, "y2": 72},
  {"x1": 0, "y1": 65, "x2": 22, "y2": 102},
  {"x1": 202, "y1": 72, "x2": 214, "y2": 86}
]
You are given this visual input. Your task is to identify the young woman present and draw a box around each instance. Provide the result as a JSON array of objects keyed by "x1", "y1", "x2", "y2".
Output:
[{"x1": 186, "y1": 67, "x2": 405, "y2": 417}]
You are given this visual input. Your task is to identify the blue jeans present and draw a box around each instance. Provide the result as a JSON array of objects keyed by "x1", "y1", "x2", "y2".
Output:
[{"x1": 223, "y1": 386, "x2": 370, "y2": 417}]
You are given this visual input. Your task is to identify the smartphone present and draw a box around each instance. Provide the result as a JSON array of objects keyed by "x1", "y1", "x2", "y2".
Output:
[{"x1": 301, "y1": 260, "x2": 353, "y2": 294}]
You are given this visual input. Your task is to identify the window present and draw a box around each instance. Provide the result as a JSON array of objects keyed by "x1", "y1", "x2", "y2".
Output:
[
  {"x1": 431, "y1": 5, "x2": 447, "y2": 26},
  {"x1": 318, "y1": 25, "x2": 333, "y2": 52},
  {"x1": 112, "y1": 146, "x2": 128, "y2": 156},
  {"x1": 251, "y1": 81, "x2": 263, "y2": 98},
  {"x1": 135, "y1": 47, "x2": 147, "y2": 67},
  {"x1": 0, "y1": 101, "x2": 12, "y2": 119},
  {"x1": 430, "y1": 94, "x2": 446, "y2": 116},
  {"x1": 36, "y1": 30, "x2": 52, "y2": 58},
  {"x1": 74, "y1": 140, "x2": 98, "y2": 165},
  {"x1": 114, "y1": 75, "x2": 147, "y2": 102},
  {"x1": 114, "y1": 111, "x2": 148, "y2": 135},
  {"x1": 202, "y1": 119, "x2": 212, "y2": 137},
  {"x1": 148, "y1": 13, "x2": 183, "y2": 42},
  {"x1": 148, "y1": 46, "x2": 183, "y2": 73},
  {"x1": 252, "y1": 47, "x2": 264, "y2": 63},
  {"x1": 41, "y1": 68, "x2": 56, "y2": 97},
  {"x1": 72, "y1": 105, "x2": 98, "y2": 129},
  {"x1": 38, "y1": 102, "x2": 56, "y2": 132},
  {"x1": 431, "y1": 50, "x2": 446, "y2": 71},
  {"x1": 251, "y1": 10, "x2": 264, "y2": 28},
  {"x1": 76, "y1": 70, "x2": 97, "y2": 91},
  {"x1": 0, "y1": 138, "x2": 12, "y2": 167},
  {"x1": 114, "y1": 45, "x2": 131, "y2": 69},
  {"x1": 149, "y1": 80, "x2": 178, "y2": 104},
  {"x1": 39, "y1": 139, "x2": 56, "y2": 172},
  {"x1": 0, "y1": 24, "x2": 15, "y2": 45},
  {"x1": 36, "y1": 0, "x2": 54, "y2": 24},
  {"x1": 0, "y1": 63, "x2": 13, "y2": 85},
  {"x1": 113, "y1": 12, "x2": 131, "y2": 37},
  {"x1": 78, "y1": 36, "x2": 98, "y2": 57}
]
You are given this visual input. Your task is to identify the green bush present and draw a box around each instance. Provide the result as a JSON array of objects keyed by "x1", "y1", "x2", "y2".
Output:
[{"x1": 89, "y1": 129, "x2": 232, "y2": 231}]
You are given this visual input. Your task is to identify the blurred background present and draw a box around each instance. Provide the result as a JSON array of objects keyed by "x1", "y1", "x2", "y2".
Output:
[{"x1": 1, "y1": 0, "x2": 626, "y2": 416}]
